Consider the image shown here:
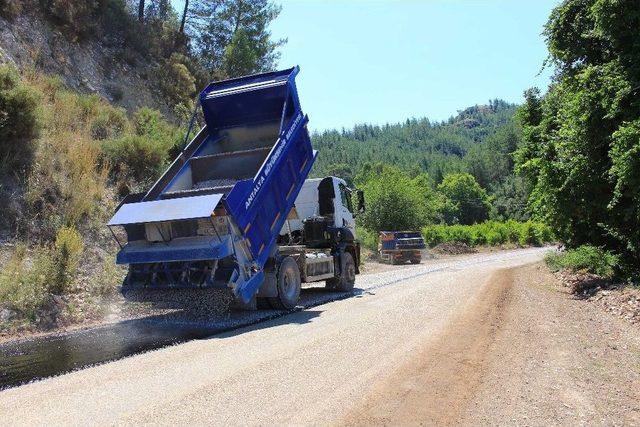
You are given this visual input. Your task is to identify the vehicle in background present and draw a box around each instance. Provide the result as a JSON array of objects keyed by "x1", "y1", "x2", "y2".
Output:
[{"x1": 378, "y1": 231, "x2": 426, "y2": 264}]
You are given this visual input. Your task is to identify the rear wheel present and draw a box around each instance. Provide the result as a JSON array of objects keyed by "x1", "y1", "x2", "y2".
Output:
[
  {"x1": 410, "y1": 258, "x2": 421, "y2": 264},
  {"x1": 268, "y1": 257, "x2": 301, "y2": 310},
  {"x1": 326, "y1": 252, "x2": 356, "y2": 292}
]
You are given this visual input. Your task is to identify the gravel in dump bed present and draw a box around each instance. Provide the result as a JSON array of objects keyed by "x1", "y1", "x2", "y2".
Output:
[{"x1": 193, "y1": 178, "x2": 237, "y2": 190}]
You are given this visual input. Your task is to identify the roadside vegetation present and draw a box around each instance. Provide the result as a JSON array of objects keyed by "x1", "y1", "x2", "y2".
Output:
[
  {"x1": 1, "y1": 0, "x2": 637, "y2": 335},
  {"x1": 422, "y1": 221, "x2": 553, "y2": 249},
  {"x1": 516, "y1": 0, "x2": 639, "y2": 279},
  {"x1": 0, "y1": 66, "x2": 188, "y2": 330},
  {"x1": 545, "y1": 246, "x2": 619, "y2": 280}
]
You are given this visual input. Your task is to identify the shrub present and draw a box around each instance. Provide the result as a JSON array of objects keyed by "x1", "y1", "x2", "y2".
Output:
[
  {"x1": 0, "y1": 228, "x2": 83, "y2": 322},
  {"x1": 91, "y1": 106, "x2": 127, "y2": 140},
  {"x1": 357, "y1": 226, "x2": 378, "y2": 252},
  {"x1": 132, "y1": 107, "x2": 168, "y2": 137},
  {"x1": 422, "y1": 221, "x2": 554, "y2": 248},
  {"x1": 157, "y1": 54, "x2": 196, "y2": 110},
  {"x1": 0, "y1": 244, "x2": 54, "y2": 320},
  {"x1": 22, "y1": 75, "x2": 108, "y2": 234},
  {"x1": 101, "y1": 134, "x2": 170, "y2": 185},
  {"x1": 545, "y1": 245, "x2": 619, "y2": 278},
  {"x1": 90, "y1": 259, "x2": 123, "y2": 296},
  {"x1": 50, "y1": 226, "x2": 83, "y2": 294},
  {"x1": 0, "y1": 65, "x2": 40, "y2": 168},
  {"x1": 42, "y1": 0, "x2": 99, "y2": 37},
  {"x1": 101, "y1": 107, "x2": 180, "y2": 188}
]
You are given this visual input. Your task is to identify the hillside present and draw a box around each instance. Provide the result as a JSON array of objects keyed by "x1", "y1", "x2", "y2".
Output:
[
  {"x1": 0, "y1": 7, "x2": 173, "y2": 118},
  {"x1": 311, "y1": 100, "x2": 520, "y2": 189}
]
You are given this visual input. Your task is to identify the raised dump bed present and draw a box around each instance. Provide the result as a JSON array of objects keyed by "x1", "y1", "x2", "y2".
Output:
[{"x1": 107, "y1": 67, "x2": 317, "y2": 302}]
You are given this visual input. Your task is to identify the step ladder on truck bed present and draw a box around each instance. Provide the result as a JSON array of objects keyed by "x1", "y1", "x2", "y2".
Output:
[{"x1": 107, "y1": 67, "x2": 317, "y2": 303}]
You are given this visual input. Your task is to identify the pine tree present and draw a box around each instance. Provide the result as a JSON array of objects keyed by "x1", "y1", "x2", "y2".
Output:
[{"x1": 194, "y1": 0, "x2": 285, "y2": 76}]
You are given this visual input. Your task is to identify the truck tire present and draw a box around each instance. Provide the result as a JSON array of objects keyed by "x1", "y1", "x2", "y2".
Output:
[
  {"x1": 410, "y1": 258, "x2": 421, "y2": 264},
  {"x1": 326, "y1": 252, "x2": 356, "y2": 292},
  {"x1": 268, "y1": 257, "x2": 301, "y2": 310}
]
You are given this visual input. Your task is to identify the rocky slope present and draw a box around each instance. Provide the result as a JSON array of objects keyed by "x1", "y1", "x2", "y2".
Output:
[{"x1": 0, "y1": 10, "x2": 173, "y2": 118}]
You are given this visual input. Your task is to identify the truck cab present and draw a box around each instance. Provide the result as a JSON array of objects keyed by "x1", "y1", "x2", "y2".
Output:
[{"x1": 279, "y1": 177, "x2": 358, "y2": 240}]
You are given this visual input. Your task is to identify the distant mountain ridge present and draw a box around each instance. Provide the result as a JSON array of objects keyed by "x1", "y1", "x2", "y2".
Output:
[{"x1": 310, "y1": 99, "x2": 519, "y2": 185}]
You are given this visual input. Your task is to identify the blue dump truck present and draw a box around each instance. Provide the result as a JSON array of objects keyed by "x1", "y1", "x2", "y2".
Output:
[
  {"x1": 107, "y1": 67, "x2": 364, "y2": 310},
  {"x1": 378, "y1": 231, "x2": 426, "y2": 265}
]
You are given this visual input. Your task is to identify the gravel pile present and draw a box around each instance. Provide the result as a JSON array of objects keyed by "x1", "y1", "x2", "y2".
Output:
[{"x1": 193, "y1": 179, "x2": 237, "y2": 190}]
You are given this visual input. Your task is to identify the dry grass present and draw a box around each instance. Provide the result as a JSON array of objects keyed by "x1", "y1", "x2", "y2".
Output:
[
  {"x1": 22, "y1": 72, "x2": 111, "y2": 236},
  {"x1": 1, "y1": 67, "x2": 182, "y2": 332}
]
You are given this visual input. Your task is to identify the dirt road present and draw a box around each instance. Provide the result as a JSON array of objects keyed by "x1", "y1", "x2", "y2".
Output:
[{"x1": 1, "y1": 248, "x2": 638, "y2": 426}]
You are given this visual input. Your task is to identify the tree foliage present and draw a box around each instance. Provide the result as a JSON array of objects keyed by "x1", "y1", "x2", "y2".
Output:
[
  {"x1": 312, "y1": 100, "x2": 520, "y2": 188},
  {"x1": 192, "y1": 0, "x2": 285, "y2": 76},
  {"x1": 516, "y1": 0, "x2": 640, "y2": 272},
  {"x1": 357, "y1": 164, "x2": 428, "y2": 232},
  {"x1": 437, "y1": 173, "x2": 491, "y2": 225}
]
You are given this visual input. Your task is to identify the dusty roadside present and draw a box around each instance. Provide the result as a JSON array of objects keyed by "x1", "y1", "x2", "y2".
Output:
[{"x1": 342, "y1": 263, "x2": 640, "y2": 425}]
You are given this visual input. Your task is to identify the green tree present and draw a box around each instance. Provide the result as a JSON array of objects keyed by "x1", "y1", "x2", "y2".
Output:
[
  {"x1": 222, "y1": 29, "x2": 259, "y2": 77},
  {"x1": 437, "y1": 173, "x2": 491, "y2": 225},
  {"x1": 516, "y1": 0, "x2": 640, "y2": 271},
  {"x1": 411, "y1": 173, "x2": 445, "y2": 224},
  {"x1": 359, "y1": 165, "x2": 425, "y2": 232},
  {"x1": 194, "y1": 0, "x2": 285, "y2": 76}
]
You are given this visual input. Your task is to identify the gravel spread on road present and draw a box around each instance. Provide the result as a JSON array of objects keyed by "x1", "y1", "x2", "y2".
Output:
[{"x1": 0, "y1": 248, "x2": 550, "y2": 425}]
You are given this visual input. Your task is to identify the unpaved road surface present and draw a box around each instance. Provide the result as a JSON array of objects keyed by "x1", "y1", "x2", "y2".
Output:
[{"x1": 1, "y1": 248, "x2": 639, "y2": 426}]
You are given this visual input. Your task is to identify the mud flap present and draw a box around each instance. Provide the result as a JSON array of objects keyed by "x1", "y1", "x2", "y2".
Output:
[{"x1": 237, "y1": 271, "x2": 265, "y2": 304}]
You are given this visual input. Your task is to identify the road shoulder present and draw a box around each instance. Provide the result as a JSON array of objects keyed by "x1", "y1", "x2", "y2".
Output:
[{"x1": 341, "y1": 263, "x2": 640, "y2": 426}]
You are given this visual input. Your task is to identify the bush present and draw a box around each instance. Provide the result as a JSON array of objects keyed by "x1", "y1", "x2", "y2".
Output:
[
  {"x1": 422, "y1": 221, "x2": 554, "y2": 248},
  {"x1": 0, "y1": 245, "x2": 51, "y2": 321},
  {"x1": 50, "y1": 226, "x2": 83, "y2": 294},
  {"x1": 43, "y1": 0, "x2": 98, "y2": 36},
  {"x1": 91, "y1": 106, "x2": 127, "y2": 140},
  {"x1": 157, "y1": 54, "x2": 196, "y2": 110},
  {"x1": 0, "y1": 65, "x2": 40, "y2": 168},
  {"x1": 101, "y1": 134, "x2": 169, "y2": 184},
  {"x1": 357, "y1": 226, "x2": 378, "y2": 252},
  {"x1": 24, "y1": 85, "x2": 108, "y2": 232},
  {"x1": 0, "y1": 228, "x2": 83, "y2": 320},
  {"x1": 545, "y1": 245, "x2": 619, "y2": 279},
  {"x1": 101, "y1": 107, "x2": 180, "y2": 187}
]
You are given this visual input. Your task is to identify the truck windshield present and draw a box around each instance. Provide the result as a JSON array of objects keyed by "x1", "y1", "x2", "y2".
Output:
[
  {"x1": 339, "y1": 184, "x2": 354, "y2": 213},
  {"x1": 395, "y1": 232, "x2": 422, "y2": 239}
]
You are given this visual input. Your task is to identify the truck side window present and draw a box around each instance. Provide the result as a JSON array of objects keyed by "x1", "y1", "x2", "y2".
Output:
[{"x1": 339, "y1": 184, "x2": 354, "y2": 213}]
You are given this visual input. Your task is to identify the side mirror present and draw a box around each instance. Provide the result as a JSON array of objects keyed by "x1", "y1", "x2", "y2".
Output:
[{"x1": 356, "y1": 189, "x2": 365, "y2": 214}]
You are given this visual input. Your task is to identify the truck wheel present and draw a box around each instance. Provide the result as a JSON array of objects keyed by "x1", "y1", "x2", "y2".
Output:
[
  {"x1": 268, "y1": 257, "x2": 301, "y2": 310},
  {"x1": 410, "y1": 258, "x2": 421, "y2": 264},
  {"x1": 326, "y1": 252, "x2": 356, "y2": 292}
]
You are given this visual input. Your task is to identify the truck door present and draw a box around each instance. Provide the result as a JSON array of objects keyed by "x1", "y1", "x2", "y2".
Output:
[{"x1": 334, "y1": 178, "x2": 356, "y2": 234}]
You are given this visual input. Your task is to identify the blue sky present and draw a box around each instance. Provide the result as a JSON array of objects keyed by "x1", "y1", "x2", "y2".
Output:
[{"x1": 173, "y1": 0, "x2": 560, "y2": 131}]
